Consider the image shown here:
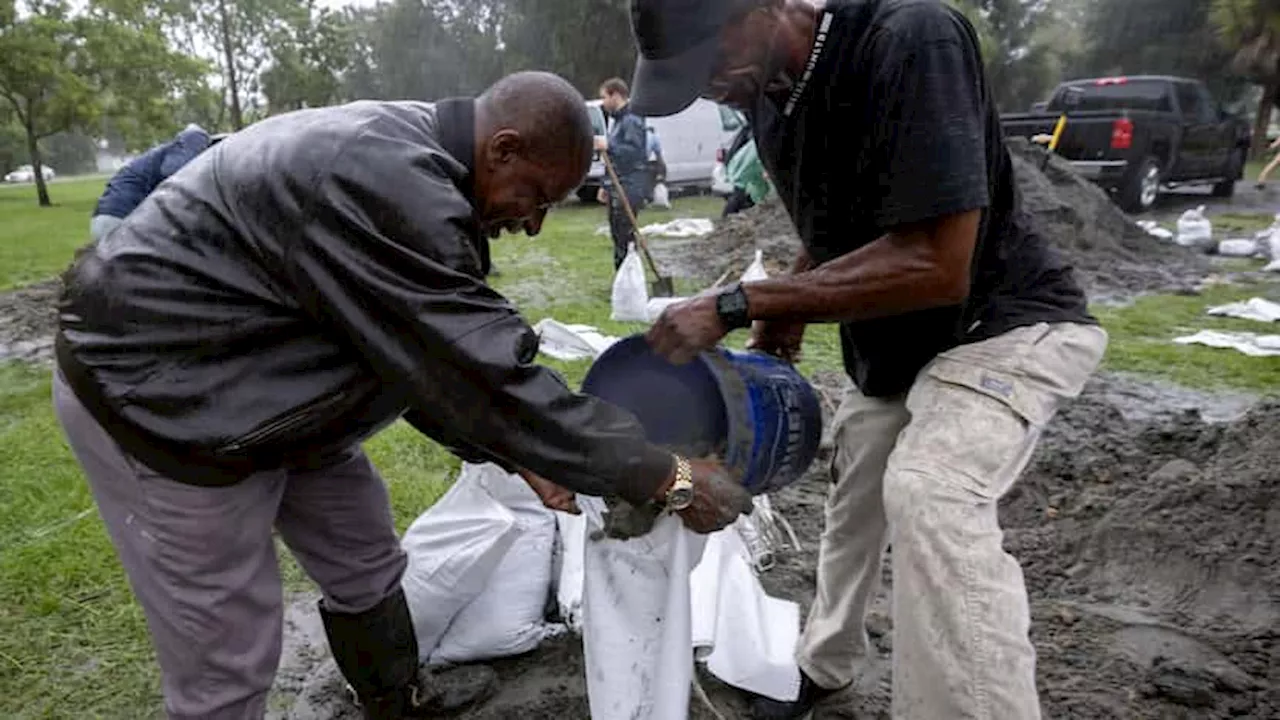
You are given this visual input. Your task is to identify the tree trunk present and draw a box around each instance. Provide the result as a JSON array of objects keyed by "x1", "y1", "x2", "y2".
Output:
[
  {"x1": 217, "y1": 0, "x2": 244, "y2": 130},
  {"x1": 1251, "y1": 78, "x2": 1278, "y2": 160},
  {"x1": 25, "y1": 122, "x2": 51, "y2": 207}
]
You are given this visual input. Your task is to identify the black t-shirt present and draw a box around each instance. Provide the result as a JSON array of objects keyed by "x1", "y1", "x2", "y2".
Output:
[{"x1": 749, "y1": 0, "x2": 1094, "y2": 397}]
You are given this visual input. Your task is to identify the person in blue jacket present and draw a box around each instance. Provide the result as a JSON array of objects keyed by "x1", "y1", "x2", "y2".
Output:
[
  {"x1": 596, "y1": 78, "x2": 650, "y2": 270},
  {"x1": 90, "y1": 124, "x2": 216, "y2": 241}
]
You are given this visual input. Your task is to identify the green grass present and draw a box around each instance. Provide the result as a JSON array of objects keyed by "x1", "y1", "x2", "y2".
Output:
[
  {"x1": 1093, "y1": 280, "x2": 1280, "y2": 392},
  {"x1": 0, "y1": 178, "x2": 105, "y2": 290},
  {"x1": 1213, "y1": 212, "x2": 1275, "y2": 236},
  {"x1": 1, "y1": 178, "x2": 1278, "y2": 717}
]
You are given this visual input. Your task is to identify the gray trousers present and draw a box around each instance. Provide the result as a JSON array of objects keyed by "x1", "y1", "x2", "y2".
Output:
[
  {"x1": 52, "y1": 371, "x2": 408, "y2": 719},
  {"x1": 798, "y1": 322, "x2": 1108, "y2": 719}
]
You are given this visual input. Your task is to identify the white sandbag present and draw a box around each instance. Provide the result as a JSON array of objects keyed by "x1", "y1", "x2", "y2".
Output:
[
  {"x1": 689, "y1": 530, "x2": 801, "y2": 703},
  {"x1": 1173, "y1": 330, "x2": 1280, "y2": 357},
  {"x1": 652, "y1": 182, "x2": 671, "y2": 209},
  {"x1": 1217, "y1": 239, "x2": 1258, "y2": 258},
  {"x1": 429, "y1": 464, "x2": 559, "y2": 664},
  {"x1": 1267, "y1": 259, "x2": 1280, "y2": 273},
  {"x1": 741, "y1": 249, "x2": 769, "y2": 282},
  {"x1": 1136, "y1": 220, "x2": 1174, "y2": 240},
  {"x1": 611, "y1": 243, "x2": 649, "y2": 323},
  {"x1": 1207, "y1": 298, "x2": 1280, "y2": 323},
  {"x1": 1266, "y1": 221, "x2": 1280, "y2": 262},
  {"x1": 401, "y1": 466, "x2": 519, "y2": 658},
  {"x1": 640, "y1": 218, "x2": 715, "y2": 238},
  {"x1": 646, "y1": 296, "x2": 689, "y2": 322},
  {"x1": 1175, "y1": 206, "x2": 1213, "y2": 251},
  {"x1": 581, "y1": 497, "x2": 708, "y2": 720},
  {"x1": 532, "y1": 318, "x2": 619, "y2": 361}
]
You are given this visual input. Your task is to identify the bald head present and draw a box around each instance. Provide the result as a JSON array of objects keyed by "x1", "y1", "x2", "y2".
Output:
[
  {"x1": 477, "y1": 71, "x2": 594, "y2": 172},
  {"x1": 471, "y1": 71, "x2": 595, "y2": 239}
]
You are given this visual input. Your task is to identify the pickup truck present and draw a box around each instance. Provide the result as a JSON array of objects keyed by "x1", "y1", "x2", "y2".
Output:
[{"x1": 1001, "y1": 76, "x2": 1252, "y2": 213}]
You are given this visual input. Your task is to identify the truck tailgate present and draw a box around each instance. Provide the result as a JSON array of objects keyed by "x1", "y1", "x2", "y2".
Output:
[{"x1": 1052, "y1": 116, "x2": 1128, "y2": 162}]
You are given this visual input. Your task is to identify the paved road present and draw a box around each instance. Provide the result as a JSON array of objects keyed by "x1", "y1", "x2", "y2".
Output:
[{"x1": 1150, "y1": 182, "x2": 1278, "y2": 223}]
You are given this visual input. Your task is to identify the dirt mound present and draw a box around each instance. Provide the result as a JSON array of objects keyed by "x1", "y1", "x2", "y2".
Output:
[
  {"x1": 1005, "y1": 137, "x2": 1209, "y2": 299},
  {"x1": 654, "y1": 140, "x2": 1210, "y2": 300},
  {"x1": 276, "y1": 374, "x2": 1278, "y2": 719},
  {"x1": 0, "y1": 279, "x2": 59, "y2": 365}
]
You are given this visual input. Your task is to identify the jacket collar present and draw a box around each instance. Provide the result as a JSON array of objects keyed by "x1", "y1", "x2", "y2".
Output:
[{"x1": 435, "y1": 97, "x2": 476, "y2": 204}]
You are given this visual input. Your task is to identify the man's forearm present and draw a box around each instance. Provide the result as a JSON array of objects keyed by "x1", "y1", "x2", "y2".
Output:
[{"x1": 743, "y1": 214, "x2": 978, "y2": 324}]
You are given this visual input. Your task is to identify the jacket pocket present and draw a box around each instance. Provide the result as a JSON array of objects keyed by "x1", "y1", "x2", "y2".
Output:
[{"x1": 216, "y1": 390, "x2": 351, "y2": 454}]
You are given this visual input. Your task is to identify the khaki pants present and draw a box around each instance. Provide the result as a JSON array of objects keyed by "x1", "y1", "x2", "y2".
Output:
[{"x1": 798, "y1": 322, "x2": 1108, "y2": 719}]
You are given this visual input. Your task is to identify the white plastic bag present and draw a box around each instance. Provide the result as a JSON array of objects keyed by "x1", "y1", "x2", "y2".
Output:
[
  {"x1": 652, "y1": 182, "x2": 671, "y2": 209},
  {"x1": 401, "y1": 466, "x2": 519, "y2": 658},
  {"x1": 689, "y1": 530, "x2": 801, "y2": 703},
  {"x1": 741, "y1": 249, "x2": 769, "y2": 282},
  {"x1": 610, "y1": 242, "x2": 649, "y2": 322},
  {"x1": 532, "y1": 319, "x2": 618, "y2": 361},
  {"x1": 581, "y1": 497, "x2": 708, "y2": 720},
  {"x1": 1266, "y1": 219, "x2": 1280, "y2": 262},
  {"x1": 1217, "y1": 239, "x2": 1258, "y2": 257},
  {"x1": 1175, "y1": 206, "x2": 1213, "y2": 251},
  {"x1": 429, "y1": 464, "x2": 559, "y2": 664},
  {"x1": 553, "y1": 510, "x2": 587, "y2": 630}
]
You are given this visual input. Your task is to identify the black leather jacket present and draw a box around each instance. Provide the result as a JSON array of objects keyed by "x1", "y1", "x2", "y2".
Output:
[{"x1": 57, "y1": 99, "x2": 672, "y2": 505}]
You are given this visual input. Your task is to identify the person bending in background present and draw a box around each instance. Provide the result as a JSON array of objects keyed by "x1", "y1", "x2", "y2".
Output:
[
  {"x1": 596, "y1": 77, "x2": 650, "y2": 269},
  {"x1": 90, "y1": 123, "x2": 217, "y2": 241},
  {"x1": 723, "y1": 135, "x2": 771, "y2": 217}
]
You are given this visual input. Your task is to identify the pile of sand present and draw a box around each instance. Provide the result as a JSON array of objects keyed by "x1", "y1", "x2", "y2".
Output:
[{"x1": 651, "y1": 139, "x2": 1211, "y2": 300}]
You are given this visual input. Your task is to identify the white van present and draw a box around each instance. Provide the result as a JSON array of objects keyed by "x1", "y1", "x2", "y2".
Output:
[{"x1": 579, "y1": 98, "x2": 744, "y2": 202}]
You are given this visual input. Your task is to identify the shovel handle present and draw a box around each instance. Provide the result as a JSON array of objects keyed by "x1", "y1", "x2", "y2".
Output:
[{"x1": 603, "y1": 153, "x2": 665, "y2": 280}]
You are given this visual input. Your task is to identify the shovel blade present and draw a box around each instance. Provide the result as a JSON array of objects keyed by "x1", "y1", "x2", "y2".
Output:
[{"x1": 650, "y1": 277, "x2": 675, "y2": 297}]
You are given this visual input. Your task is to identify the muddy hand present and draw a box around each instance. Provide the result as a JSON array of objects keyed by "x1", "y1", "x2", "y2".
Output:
[
  {"x1": 518, "y1": 469, "x2": 580, "y2": 515},
  {"x1": 676, "y1": 458, "x2": 753, "y2": 534},
  {"x1": 598, "y1": 497, "x2": 664, "y2": 540},
  {"x1": 646, "y1": 295, "x2": 729, "y2": 365},
  {"x1": 746, "y1": 319, "x2": 806, "y2": 364}
]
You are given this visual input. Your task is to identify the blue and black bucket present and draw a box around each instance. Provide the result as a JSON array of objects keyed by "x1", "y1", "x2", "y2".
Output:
[{"x1": 582, "y1": 335, "x2": 823, "y2": 494}]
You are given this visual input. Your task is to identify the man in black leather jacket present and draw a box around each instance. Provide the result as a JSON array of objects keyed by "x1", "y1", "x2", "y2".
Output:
[{"x1": 53, "y1": 71, "x2": 751, "y2": 720}]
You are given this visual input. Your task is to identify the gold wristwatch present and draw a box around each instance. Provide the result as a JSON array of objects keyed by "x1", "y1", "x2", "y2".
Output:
[{"x1": 664, "y1": 455, "x2": 694, "y2": 511}]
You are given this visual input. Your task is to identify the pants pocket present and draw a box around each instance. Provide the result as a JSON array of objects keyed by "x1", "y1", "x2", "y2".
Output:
[{"x1": 896, "y1": 358, "x2": 1050, "y2": 501}]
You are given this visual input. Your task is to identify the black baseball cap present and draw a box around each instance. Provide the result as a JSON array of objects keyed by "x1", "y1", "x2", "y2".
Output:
[{"x1": 629, "y1": 0, "x2": 735, "y2": 117}]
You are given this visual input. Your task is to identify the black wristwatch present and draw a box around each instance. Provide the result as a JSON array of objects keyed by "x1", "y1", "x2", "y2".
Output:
[{"x1": 715, "y1": 282, "x2": 751, "y2": 330}]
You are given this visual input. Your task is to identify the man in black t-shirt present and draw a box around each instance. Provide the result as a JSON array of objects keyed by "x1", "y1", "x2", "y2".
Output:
[{"x1": 629, "y1": 1, "x2": 1108, "y2": 718}]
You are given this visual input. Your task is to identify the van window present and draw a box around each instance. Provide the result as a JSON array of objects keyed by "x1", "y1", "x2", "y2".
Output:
[{"x1": 718, "y1": 105, "x2": 744, "y2": 132}]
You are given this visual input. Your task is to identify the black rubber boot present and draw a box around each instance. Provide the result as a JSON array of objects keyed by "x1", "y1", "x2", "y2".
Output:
[
  {"x1": 319, "y1": 588, "x2": 495, "y2": 719},
  {"x1": 749, "y1": 670, "x2": 844, "y2": 720}
]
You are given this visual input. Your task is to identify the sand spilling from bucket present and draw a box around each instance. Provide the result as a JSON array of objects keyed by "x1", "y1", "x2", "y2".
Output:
[{"x1": 650, "y1": 139, "x2": 1211, "y2": 300}]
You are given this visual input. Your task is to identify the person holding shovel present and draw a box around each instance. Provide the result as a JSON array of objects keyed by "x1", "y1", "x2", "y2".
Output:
[
  {"x1": 628, "y1": 1, "x2": 1107, "y2": 718},
  {"x1": 596, "y1": 77, "x2": 651, "y2": 269},
  {"x1": 54, "y1": 70, "x2": 750, "y2": 720}
]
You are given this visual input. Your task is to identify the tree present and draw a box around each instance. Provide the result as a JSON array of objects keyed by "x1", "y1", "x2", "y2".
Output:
[
  {"x1": 1213, "y1": 0, "x2": 1280, "y2": 158},
  {"x1": 261, "y1": 5, "x2": 356, "y2": 113},
  {"x1": 0, "y1": 0, "x2": 206, "y2": 205},
  {"x1": 164, "y1": 0, "x2": 291, "y2": 130}
]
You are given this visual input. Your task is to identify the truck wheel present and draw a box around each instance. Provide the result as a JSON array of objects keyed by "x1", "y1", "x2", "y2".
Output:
[
  {"x1": 1119, "y1": 157, "x2": 1161, "y2": 214},
  {"x1": 1212, "y1": 150, "x2": 1245, "y2": 198}
]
